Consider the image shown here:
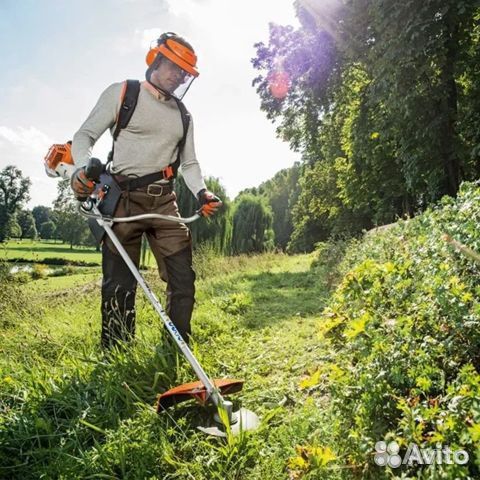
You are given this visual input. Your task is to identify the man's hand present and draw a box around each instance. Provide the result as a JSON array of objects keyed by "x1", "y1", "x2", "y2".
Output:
[
  {"x1": 71, "y1": 166, "x2": 95, "y2": 201},
  {"x1": 197, "y1": 189, "x2": 222, "y2": 217}
]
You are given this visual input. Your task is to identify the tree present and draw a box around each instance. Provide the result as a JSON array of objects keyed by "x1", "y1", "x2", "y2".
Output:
[
  {"x1": 0, "y1": 166, "x2": 31, "y2": 242},
  {"x1": 53, "y1": 179, "x2": 91, "y2": 248},
  {"x1": 341, "y1": 0, "x2": 479, "y2": 200},
  {"x1": 17, "y1": 210, "x2": 37, "y2": 239},
  {"x1": 39, "y1": 221, "x2": 56, "y2": 240},
  {"x1": 32, "y1": 206, "x2": 55, "y2": 232},
  {"x1": 240, "y1": 163, "x2": 302, "y2": 250},
  {"x1": 5, "y1": 216, "x2": 22, "y2": 239},
  {"x1": 230, "y1": 194, "x2": 274, "y2": 254},
  {"x1": 251, "y1": 1, "x2": 480, "y2": 251},
  {"x1": 175, "y1": 174, "x2": 231, "y2": 253}
]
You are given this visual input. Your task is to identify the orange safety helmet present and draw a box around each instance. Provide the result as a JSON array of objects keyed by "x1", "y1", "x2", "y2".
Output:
[
  {"x1": 145, "y1": 32, "x2": 199, "y2": 99},
  {"x1": 146, "y1": 32, "x2": 199, "y2": 77}
]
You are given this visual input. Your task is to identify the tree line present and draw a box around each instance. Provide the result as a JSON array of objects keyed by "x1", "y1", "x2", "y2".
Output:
[
  {"x1": 0, "y1": 166, "x2": 96, "y2": 247},
  {"x1": 250, "y1": 0, "x2": 480, "y2": 251},
  {"x1": 0, "y1": 165, "x2": 288, "y2": 254}
]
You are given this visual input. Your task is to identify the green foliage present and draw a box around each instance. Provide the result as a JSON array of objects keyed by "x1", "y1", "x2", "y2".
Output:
[
  {"x1": 5, "y1": 216, "x2": 22, "y2": 239},
  {"x1": 0, "y1": 166, "x2": 31, "y2": 242},
  {"x1": 314, "y1": 182, "x2": 480, "y2": 478},
  {"x1": 252, "y1": 1, "x2": 480, "y2": 251},
  {"x1": 53, "y1": 179, "x2": 93, "y2": 248},
  {"x1": 175, "y1": 174, "x2": 231, "y2": 253},
  {"x1": 31, "y1": 263, "x2": 49, "y2": 280},
  {"x1": 17, "y1": 210, "x2": 37, "y2": 239},
  {"x1": 241, "y1": 163, "x2": 302, "y2": 250},
  {"x1": 32, "y1": 205, "x2": 55, "y2": 233},
  {"x1": 39, "y1": 220, "x2": 56, "y2": 239},
  {"x1": 230, "y1": 194, "x2": 274, "y2": 254}
]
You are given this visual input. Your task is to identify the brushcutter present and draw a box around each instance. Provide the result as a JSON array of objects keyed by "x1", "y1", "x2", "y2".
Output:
[{"x1": 44, "y1": 148, "x2": 260, "y2": 437}]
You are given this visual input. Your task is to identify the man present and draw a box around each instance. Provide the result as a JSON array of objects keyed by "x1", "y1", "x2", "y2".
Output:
[{"x1": 70, "y1": 32, "x2": 221, "y2": 349}]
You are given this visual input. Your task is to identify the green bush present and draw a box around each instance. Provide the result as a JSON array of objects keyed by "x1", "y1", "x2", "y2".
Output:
[
  {"x1": 31, "y1": 263, "x2": 49, "y2": 279},
  {"x1": 314, "y1": 182, "x2": 480, "y2": 478}
]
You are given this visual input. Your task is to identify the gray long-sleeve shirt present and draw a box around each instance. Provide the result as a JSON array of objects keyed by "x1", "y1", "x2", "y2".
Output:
[{"x1": 72, "y1": 81, "x2": 206, "y2": 196}]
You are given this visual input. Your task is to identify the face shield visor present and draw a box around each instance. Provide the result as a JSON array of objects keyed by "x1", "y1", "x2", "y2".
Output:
[{"x1": 156, "y1": 56, "x2": 196, "y2": 100}]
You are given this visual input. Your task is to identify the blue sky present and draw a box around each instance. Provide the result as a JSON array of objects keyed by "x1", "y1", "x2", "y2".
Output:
[{"x1": 0, "y1": 0, "x2": 301, "y2": 208}]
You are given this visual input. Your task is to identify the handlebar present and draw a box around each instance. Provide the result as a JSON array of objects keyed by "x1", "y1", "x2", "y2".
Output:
[
  {"x1": 85, "y1": 157, "x2": 104, "y2": 183},
  {"x1": 78, "y1": 198, "x2": 202, "y2": 225}
]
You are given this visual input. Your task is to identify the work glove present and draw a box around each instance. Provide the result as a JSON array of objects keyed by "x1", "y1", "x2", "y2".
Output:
[
  {"x1": 197, "y1": 189, "x2": 222, "y2": 217},
  {"x1": 70, "y1": 166, "x2": 96, "y2": 201}
]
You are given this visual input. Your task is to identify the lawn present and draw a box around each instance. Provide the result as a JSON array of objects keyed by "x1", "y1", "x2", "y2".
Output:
[{"x1": 1, "y1": 239, "x2": 101, "y2": 265}]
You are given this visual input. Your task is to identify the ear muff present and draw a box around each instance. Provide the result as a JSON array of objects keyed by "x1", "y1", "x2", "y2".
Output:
[
  {"x1": 146, "y1": 32, "x2": 181, "y2": 67},
  {"x1": 146, "y1": 46, "x2": 162, "y2": 67}
]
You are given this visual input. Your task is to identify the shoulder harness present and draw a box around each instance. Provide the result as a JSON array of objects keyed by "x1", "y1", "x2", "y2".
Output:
[{"x1": 108, "y1": 79, "x2": 190, "y2": 190}]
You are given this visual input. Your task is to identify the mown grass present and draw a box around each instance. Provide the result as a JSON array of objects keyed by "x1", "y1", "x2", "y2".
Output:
[
  {"x1": 0, "y1": 251, "x2": 336, "y2": 479},
  {"x1": 1, "y1": 239, "x2": 101, "y2": 265}
]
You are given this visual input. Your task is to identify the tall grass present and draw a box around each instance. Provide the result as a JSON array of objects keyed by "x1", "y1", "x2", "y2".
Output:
[{"x1": 1, "y1": 250, "x2": 334, "y2": 479}]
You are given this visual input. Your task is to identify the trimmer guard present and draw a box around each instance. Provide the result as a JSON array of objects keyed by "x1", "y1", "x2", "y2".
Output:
[{"x1": 157, "y1": 378, "x2": 244, "y2": 411}]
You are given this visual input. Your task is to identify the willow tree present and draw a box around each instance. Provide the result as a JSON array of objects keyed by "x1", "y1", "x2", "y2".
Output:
[
  {"x1": 230, "y1": 194, "x2": 274, "y2": 254},
  {"x1": 175, "y1": 174, "x2": 231, "y2": 253}
]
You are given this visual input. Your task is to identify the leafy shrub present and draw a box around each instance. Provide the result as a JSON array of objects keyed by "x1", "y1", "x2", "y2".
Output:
[
  {"x1": 311, "y1": 240, "x2": 350, "y2": 291},
  {"x1": 315, "y1": 182, "x2": 480, "y2": 478},
  {"x1": 31, "y1": 263, "x2": 49, "y2": 279},
  {"x1": 12, "y1": 271, "x2": 31, "y2": 284}
]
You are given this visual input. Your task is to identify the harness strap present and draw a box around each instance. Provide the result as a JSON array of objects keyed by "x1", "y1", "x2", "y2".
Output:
[
  {"x1": 117, "y1": 167, "x2": 175, "y2": 191},
  {"x1": 108, "y1": 80, "x2": 141, "y2": 165},
  {"x1": 108, "y1": 79, "x2": 191, "y2": 190},
  {"x1": 113, "y1": 80, "x2": 141, "y2": 140}
]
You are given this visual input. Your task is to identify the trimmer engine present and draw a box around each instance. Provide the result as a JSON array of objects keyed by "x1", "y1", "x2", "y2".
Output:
[{"x1": 44, "y1": 141, "x2": 75, "y2": 179}]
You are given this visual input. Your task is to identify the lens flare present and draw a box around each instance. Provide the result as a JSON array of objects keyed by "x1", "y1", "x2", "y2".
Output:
[{"x1": 268, "y1": 70, "x2": 291, "y2": 99}]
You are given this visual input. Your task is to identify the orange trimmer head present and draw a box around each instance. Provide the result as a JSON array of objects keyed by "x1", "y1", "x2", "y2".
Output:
[
  {"x1": 157, "y1": 378, "x2": 244, "y2": 411},
  {"x1": 157, "y1": 377, "x2": 259, "y2": 437}
]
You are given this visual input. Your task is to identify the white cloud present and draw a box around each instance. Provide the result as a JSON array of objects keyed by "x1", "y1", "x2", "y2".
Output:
[
  {"x1": 167, "y1": 0, "x2": 204, "y2": 17},
  {"x1": 139, "y1": 28, "x2": 164, "y2": 49},
  {"x1": 0, "y1": 126, "x2": 59, "y2": 208},
  {"x1": 0, "y1": 126, "x2": 53, "y2": 155}
]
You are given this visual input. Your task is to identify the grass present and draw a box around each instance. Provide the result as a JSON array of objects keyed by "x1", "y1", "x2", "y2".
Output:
[
  {"x1": 0, "y1": 251, "x2": 337, "y2": 479},
  {"x1": 1, "y1": 239, "x2": 101, "y2": 265},
  {"x1": 3, "y1": 185, "x2": 480, "y2": 479}
]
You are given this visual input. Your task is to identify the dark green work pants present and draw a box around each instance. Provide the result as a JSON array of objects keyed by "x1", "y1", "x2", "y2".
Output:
[{"x1": 100, "y1": 188, "x2": 195, "y2": 349}]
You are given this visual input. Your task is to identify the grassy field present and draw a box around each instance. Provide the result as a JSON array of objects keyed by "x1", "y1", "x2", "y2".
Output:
[
  {"x1": 0, "y1": 251, "x2": 335, "y2": 479},
  {"x1": 1, "y1": 239, "x2": 160, "y2": 269},
  {"x1": 1, "y1": 239, "x2": 101, "y2": 265}
]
